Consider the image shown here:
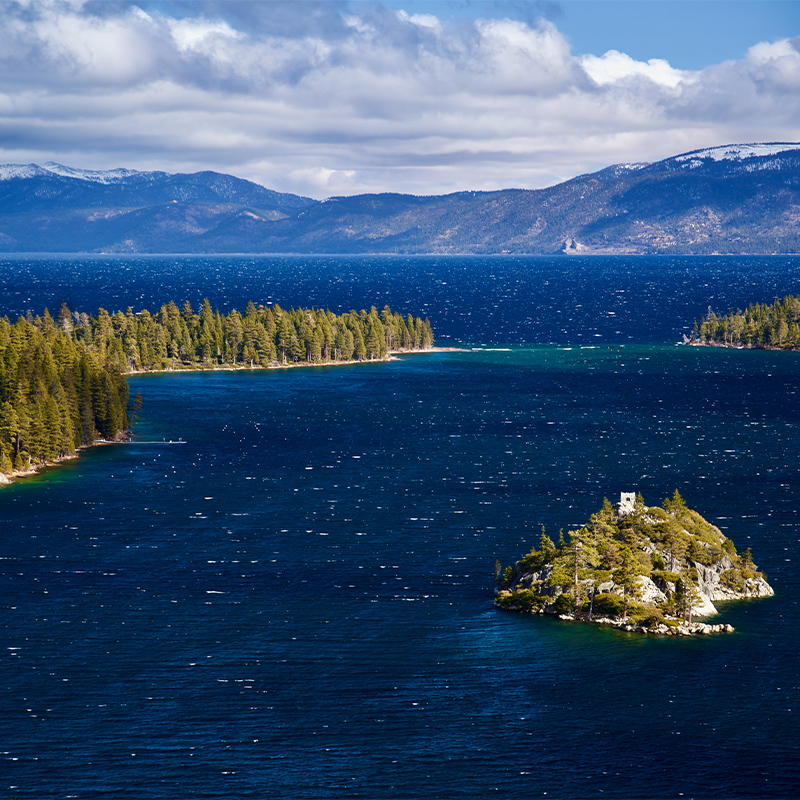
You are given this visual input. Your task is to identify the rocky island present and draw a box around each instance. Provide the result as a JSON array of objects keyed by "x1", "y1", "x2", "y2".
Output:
[{"x1": 495, "y1": 491, "x2": 773, "y2": 636}]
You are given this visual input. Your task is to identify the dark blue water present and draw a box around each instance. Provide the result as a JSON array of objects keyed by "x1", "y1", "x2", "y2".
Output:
[
  {"x1": 5, "y1": 253, "x2": 800, "y2": 345},
  {"x1": 2, "y1": 256, "x2": 800, "y2": 798}
]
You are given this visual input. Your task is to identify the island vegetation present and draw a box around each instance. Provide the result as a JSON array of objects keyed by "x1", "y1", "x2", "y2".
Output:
[
  {"x1": 0, "y1": 300, "x2": 434, "y2": 482},
  {"x1": 0, "y1": 309, "x2": 132, "y2": 480},
  {"x1": 495, "y1": 491, "x2": 773, "y2": 635},
  {"x1": 691, "y1": 294, "x2": 800, "y2": 349},
  {"x1": 62, "y1": 299, "x2": 434, "y2": 372}
]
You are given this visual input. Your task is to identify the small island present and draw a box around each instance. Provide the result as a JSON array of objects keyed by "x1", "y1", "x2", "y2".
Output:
[
  {"x1": 495, "y1": 491, "x2": 773, "y2": 635},
  {"x1": 688, "y1": 294, "x2": 800, "y2": 349}
]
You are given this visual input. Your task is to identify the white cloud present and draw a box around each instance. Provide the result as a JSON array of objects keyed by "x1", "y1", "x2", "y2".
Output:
[
  {"x1": 167, "y1": 17, "x2": 243, "y2": 55},
  {"x1": 747, "y1": 37, "x2": 799, "y2": 65},
  {"x1": 29, "y1": 6, "x2": 162, "y2": 85},
  {"x1": 581, "y1": 50, "x2": 687, "y2": 88},
  {"x1": 396, "y1": 9, "x2": 442, "y2": 31},
  {"x1": 287, "y1": 166, "x2": 358, "y2": 195},
  {"x1": 0, "y1": 1, "x2": 798, "y2": 198},
  {"x1": 741, "y1": 37, "x2": 800, "y2": 90}
]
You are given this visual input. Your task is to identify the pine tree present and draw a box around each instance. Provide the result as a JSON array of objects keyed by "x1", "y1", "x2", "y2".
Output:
[
  {"x1": 354, "y1": 328, "x2": 366, "y2": 361},
  {"x1": 566, "y1": 527, "x2": 599, "y2": 611},
  {"x1": 613, "y1": 545, "x2": 645, "y2": 621},
  {"x1": 674, "y1": 577, "x2": 702, "y2": 624},
  {"x1": 57, "y1": 302, "x2": 73, "y2": 334},
  {"x1": 663, "y1": 489, "x2": 686, "y2": 514}
]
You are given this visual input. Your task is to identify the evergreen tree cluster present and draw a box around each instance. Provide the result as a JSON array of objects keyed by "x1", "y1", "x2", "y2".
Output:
[
  {"x1": 0, "y1": 310, "x2": 130, "y2": 475},
  {"x1": 496, "y1": 491, "x2": 767, "y2": 628},
  {"x1": 61, "y1": 299, "x2": 433, "y2": 371},
  {"x1": 694, "y1": 295, "x2": 800, "y2": 348}
]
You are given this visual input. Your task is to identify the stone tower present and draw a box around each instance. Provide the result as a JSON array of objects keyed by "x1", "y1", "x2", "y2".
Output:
[{"x1": 616, "y1": 492, "x2": 636, "y2": 517}]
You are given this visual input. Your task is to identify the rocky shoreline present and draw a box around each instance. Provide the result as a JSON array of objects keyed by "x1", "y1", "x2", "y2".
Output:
[
  {"x1": 684, "y1": 339, "x2": 793, "y2": 351},
  {"x1": 552, "y1": 611, "x2": 735, "y2": 636}
]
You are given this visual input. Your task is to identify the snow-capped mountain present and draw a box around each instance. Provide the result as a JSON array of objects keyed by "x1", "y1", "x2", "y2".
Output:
[
  {"x1": 0, "y1": 162, "x2": 315, "y2": 216},
  {"x1": 0, "y1": 143, "x2": 798, "y2": 254},
  {"x1": 673, "y1": 143, "x2": 800, "y2": 163},
  {"x1": 652, "y1": 142, "x2": 800, "y2": 176},
  {"x1": 0, "y1": 162, "x2": 144, "y2": 183}
]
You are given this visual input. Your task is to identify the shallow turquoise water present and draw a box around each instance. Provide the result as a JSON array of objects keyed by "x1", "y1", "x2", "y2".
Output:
[{"x1": 2, "y1": 256, "x2": 799, "y2": 798}]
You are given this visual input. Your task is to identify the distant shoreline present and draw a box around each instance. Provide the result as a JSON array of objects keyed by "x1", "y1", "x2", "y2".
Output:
[{"x1": 123, "y1": 346, "x2": 466, "y2": 376}]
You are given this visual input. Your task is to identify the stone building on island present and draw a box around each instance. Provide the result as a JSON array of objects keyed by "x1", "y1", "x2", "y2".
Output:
[{"x1": 615, "y1": 492, "x2": 636, "y2": 518}]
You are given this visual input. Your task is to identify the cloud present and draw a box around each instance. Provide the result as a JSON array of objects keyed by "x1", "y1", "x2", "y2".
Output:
[
  {"x1": 0, "y1": 1, "x2": 798, "y2": 198},
  {"x1": 581, "y1": 50, "x2": 687, "y2": 88},
  {"x1": 742, "y1": 36, "x2": 800, "y2": 91}
]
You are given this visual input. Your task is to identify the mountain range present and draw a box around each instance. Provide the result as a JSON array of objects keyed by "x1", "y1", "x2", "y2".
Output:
[{"x1": 1, "y1": 143, "x2": 799, "y2": 255}]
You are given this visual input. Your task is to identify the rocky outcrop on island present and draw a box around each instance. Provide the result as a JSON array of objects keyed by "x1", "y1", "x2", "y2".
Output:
[{"x1": 495, "y1": 491, "x2": 773, "y2": 635}]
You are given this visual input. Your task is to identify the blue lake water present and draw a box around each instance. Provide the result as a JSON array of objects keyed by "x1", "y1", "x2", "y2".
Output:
[{"x1": 2, "y1": 255, "x2": 800, "y2": 798}]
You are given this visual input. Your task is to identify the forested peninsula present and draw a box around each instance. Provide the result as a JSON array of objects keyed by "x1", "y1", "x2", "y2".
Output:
[
  {"x1": 690, "y1": 294, "x2": 800, "y2": 349},
  {"x1": 0, "y1": 301, "x2": 433, "y2": 483},
  {"x1": 495, "y1": 492, "x2": 773, "y2": 636}
]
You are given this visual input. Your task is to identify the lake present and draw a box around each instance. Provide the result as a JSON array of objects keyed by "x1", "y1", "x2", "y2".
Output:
[{"x1": 1, "y1": 254, "x2": 799, "y2": 798}]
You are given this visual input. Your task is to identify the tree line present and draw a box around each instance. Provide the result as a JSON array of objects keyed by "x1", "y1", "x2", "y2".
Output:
[
  {"x1": 63, "y1": 300, "x2": 433, "y2": 371},
  {"x1": 0, "y1": 300, "x2": 434, "y2": 476},
  {"x1": 693, "y1": 294, "x2": 800, "y2": 348}
]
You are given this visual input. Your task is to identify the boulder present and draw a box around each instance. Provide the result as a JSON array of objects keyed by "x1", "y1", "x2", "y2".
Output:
[{"x1": 637, "y1": 575, "x2": 668, "y2": 605}]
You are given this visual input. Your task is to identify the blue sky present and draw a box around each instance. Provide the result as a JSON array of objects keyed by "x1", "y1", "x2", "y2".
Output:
[
  {"x1": 1, "y1": 1, "x2": 799, "y2": 197},
  {"x1": 383, "y1": 1, "x2": 800, "y2": 69}
]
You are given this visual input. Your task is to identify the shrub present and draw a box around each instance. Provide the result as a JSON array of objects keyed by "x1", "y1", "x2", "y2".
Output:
[
  {"x1": 623, "y1": 601, "x2": 649, "y2": 623},
  {"x1": 652, "y1": 569, "x2": 681, "y2": 585},
  {"x1": 706, "y1": 543, "x2": 725, "y2": 563},
  {"x1": 636, "y1": 608, "x2": 665, "y2": 628},
  {"x1": 497, "y1": 589, "x2": 547, "y2": 613},
  {"x1": 680, "y1": 510, "x2": 723, "y2": 545},
  {"x1": 722, "y1": 538, "x2": 737, "y2": 557},
  {"x1": 519, "y1": 590, "x2": 548, "y2": 613},
  {"x1": 688, "y1": 539, "x2": 714, "y2": 564},
  {"x1": 593, "y1": 592, "x2": 625, "y2": 617},
  {"x1": 720, "y1": 569, "x2": 746, "y2": 591},
  {"x1": 740, "y1": 566, "x2": 764, "y2": 581},
  {"x1": 553, "y1": 592, "x2": 574, "y2": 614}
]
